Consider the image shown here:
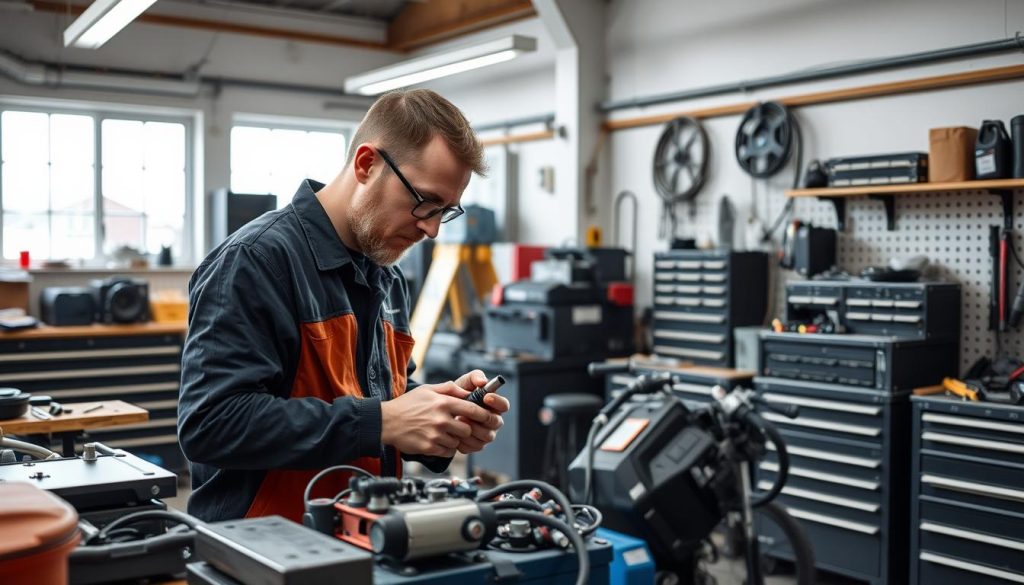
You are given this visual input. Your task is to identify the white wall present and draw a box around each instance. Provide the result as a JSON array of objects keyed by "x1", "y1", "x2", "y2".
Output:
[{"x1": 430, "y1": 0, "x2": 1024, "y2": 310}]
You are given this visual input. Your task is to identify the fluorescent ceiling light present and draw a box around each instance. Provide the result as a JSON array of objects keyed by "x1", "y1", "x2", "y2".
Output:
[
  {"x1": 345, "y1": 35, "x2": 537, "y2": 95},
  {"x1": 64, "y1": 0, "x2": 158, "y2": 49}
]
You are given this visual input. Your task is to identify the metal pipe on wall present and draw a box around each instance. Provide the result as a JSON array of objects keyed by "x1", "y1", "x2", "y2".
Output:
[{"x1": 600, "y1": 33, "x2": 1024, "y2": 113}]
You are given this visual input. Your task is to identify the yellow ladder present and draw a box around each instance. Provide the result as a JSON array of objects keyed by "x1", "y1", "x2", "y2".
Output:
[{"x1": 409, "y1": 243, "x2": 497, "y2": 380}]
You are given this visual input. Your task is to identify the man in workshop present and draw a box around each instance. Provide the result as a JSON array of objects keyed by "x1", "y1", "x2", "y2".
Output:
[{"x1": 177, "y1": 89, "x2": 510, "y2": 523}]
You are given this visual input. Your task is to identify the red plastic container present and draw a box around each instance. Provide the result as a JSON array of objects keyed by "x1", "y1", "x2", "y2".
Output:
[{"x1": 0, "y1": 482, "x2": 81, "y2": 585}]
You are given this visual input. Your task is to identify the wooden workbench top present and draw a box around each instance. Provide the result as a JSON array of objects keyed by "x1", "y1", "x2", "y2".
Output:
[
  {"x1": 0, "y1": 400, "x2": 148, "y2": 434},
  {"x1": 0, "y1": 322, "x2": 186, "y2": 340}
]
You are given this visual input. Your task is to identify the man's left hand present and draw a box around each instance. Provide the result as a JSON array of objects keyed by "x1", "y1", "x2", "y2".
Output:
[{"x1": 451, "y1": 369, "x2": 509, "y2": 454}]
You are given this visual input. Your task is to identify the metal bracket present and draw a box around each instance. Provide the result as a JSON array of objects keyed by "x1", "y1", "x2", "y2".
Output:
[
  {"x1": 820, "y1": 197, "x2": 846, "y2": 231},
  {"x1": 991, "y1": 189, "x2": 1014, "y2": 230},
  {"x1": 869, "y1": 195, "x2": 896, "y2": 231}
]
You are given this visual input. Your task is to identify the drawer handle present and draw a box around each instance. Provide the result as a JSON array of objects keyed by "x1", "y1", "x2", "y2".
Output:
[
  {"x1": 759, "y1": 482, "x2": 879, "y2": 512},
  {"x1": 893, "y1": 300, "x2": 922, "y2": 309},
  {"x1": 0, "y1": 345, "x2": 181, "y2": 363},
  {"x1": 785, "y1": 506, "x2": 880, "y2": 535},
  {"x1": 788, "y1": 295, "x2": 813, "y2": 304},
  {"x1": 760, "y1": 462, "x2": 880, "y2": 491},
  {"x1": 703, "y1": 286, "x2": 726, "y2": 295},
  {"x1": 654, "y1": 345, "x2": 724, "y2": 361},
  {"x1": 762, "y1": 393, "x2": 882, "y2": 416},
  {"x1": 768, "y1": 443, "x2": 881, "y2": 469},
  {"x1": 655, "y1": 261, "x2": 676, "y2": 269},
  {"x1": 702, "y1": 274, "x2": 727, "y2": 283},
  {"x1": 761, "y1": 412, "x2": 881, "y2": 437},
  {"x1": 675, "y1": 298, "x2": 702, "y2": 307},
  {"x1": 677, "y1": 261, "x2": 703, "y2": 269},
  {"x1": 921, "y1": 474, "x2": 1024, "y2": 504},
  {"x1": 846, "y1": 299, "x2": 872, "y2": 307},
  {"x1": 100, "y1": 433, "x2": 180, "y2": 450},
  {"x1": 846, "y1": 312, "x2": 872, "y2": 320},
  {"x1": 812, "y1": 296, "x2": 839, "y2": 306},
  {"x1": 107, "y1": 418, "x2": 180, "y2": 432},
  {"x1": 677, "y1": 285, "x2": 702, "y2": 294},
  {"x1": 655, "y1": 330, "x2": 726, "y2": 344},
  {"x1": 703, "y1": 299, "x2": 726, "y2": 308},
  {"x1": 922, "y1": 414, "x2": 1024, "y2": 436},
  {"x1": 702, "y1": 261, "x2": 726, "y2": 270},
  {"x1": 677, "y1": 274, "x2": 702, "y2": 282},
  {"x1": 921, "y1": 522, "x2": 1024, "y2": 553},
  {"x1": 46, "y1": 382, "x2": 180, "y2": 400},
  {"x1": 673, "y1": 382, "x2": 713, "y2": 396},
  {"x1": 891, "y1": 315, "x2": 922, "y2": 323},
  {"x1": 0, "y1": 363, "x2": 181, "y2": 383},
  {"x1": 655, "y1": 296, "x2": 674, "y2": 304},
  {"x1": 655, "y1": 285, "x2": 675, "y2": 293},
  {"x1": 919, "y1": 552, "x2": 1024, "y2": 584},
  {"x1": 654, "y1": 311, "x2": 726, "y2": 324},
  {"x1": 923, "y1": 431, "x2": 1024, "y2": 455},
  {"x1": 655, "y1": 274, "x2": 675, "y2": 281}
]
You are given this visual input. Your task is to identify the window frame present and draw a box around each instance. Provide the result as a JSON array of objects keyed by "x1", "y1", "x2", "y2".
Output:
[{"x1": 0, "y1": 103, "x2": 195, "y2": 265}]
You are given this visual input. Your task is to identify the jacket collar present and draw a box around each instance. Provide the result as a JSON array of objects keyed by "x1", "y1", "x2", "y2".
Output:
[{"x1": 290, "y1": 179, "x2": 400, "y2": 285}]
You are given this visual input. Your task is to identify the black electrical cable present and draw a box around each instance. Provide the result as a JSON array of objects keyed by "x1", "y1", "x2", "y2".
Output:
[
  {"x1": 760, "y1": 113, "x2": 803, "y2": 242},
  {"x1": 304, "y1": 465, "x2": 375, "y2": 506},
  {"x1": 477, "y1": 480, "x2": 577, "y2": 527},
  {"x1": 88, "y1": 510, "x2": 198, "y2": 545},
  {"x1": 745, "y1": 411, "x2": 789, "y2": 508},
  {"x1": 496, "y1": 510, "x2": 589, "y2": 585},
  {"x1": 492, "y1": 499, "x2": 545, "y2": 512},
  {"x1": 582, "y1": 418, "x2": 604, "y2": 505}
]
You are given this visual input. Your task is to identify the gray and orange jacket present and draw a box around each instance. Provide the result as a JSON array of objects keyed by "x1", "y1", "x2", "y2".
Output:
[{"x1": 178, "y1": 179, "x2": 447, "y2": 523}]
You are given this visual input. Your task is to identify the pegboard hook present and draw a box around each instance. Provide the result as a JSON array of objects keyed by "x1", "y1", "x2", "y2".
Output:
[{"x1": 990, "y1": 189, "x2": 1013, "y2": 231}]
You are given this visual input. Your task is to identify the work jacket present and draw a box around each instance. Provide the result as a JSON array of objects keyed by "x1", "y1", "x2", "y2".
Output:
[{"x1": 178, "y1": 179, "x2": 444, "y2": 522}]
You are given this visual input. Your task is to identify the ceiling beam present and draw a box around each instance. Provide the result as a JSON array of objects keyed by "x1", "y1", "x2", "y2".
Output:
[{"x1": 387, "y1": 0, "x2": 535, "y2": 52}]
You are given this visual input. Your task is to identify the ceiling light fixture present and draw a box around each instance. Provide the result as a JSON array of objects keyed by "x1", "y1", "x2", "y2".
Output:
[
  {"x1": 63, "y1": 0, "x2": 157, "y2": 49},
  {"x1": 344, "y1": 34, "x2": 537, "y2": 96}
]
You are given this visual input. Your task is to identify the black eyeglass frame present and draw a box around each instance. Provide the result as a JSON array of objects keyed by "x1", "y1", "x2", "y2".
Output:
[{"x1": 377, "y1": 149, "x2": 465, "y2": 224}]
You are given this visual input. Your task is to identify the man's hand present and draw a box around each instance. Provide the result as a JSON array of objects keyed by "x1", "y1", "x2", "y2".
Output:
[
  {"x1": 450, "y1": 369, "x2": 510, "y2": 454},
  {"x1": 380, "y1": 376, "x2": 504, "y2": 458}
]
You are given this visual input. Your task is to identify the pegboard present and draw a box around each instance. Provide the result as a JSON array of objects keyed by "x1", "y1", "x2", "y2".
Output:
[{"x1": 679, "y1": 185, "x2": 1024, "y2": 374}]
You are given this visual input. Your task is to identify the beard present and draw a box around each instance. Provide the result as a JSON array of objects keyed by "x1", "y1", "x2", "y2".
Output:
[{"x1": 348, "y1": 185, "x2": 418, "y2": 266}]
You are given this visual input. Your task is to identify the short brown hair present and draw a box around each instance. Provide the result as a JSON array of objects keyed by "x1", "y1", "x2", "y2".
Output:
[{"x1": 345, "y1": 89, "x2": 487, "y2": 176}]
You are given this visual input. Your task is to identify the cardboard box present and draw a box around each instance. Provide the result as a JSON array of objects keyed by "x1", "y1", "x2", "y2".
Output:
[{"x1": 929, "y1": 126, "x2": 977, "y2": 182}]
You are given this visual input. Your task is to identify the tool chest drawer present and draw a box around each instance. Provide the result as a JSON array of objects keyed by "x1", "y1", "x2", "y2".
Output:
[
  {"x1": 652, "y1": 250, "x2": 768, "y2": 367},
  {"x1": 0, "y1": 331, "x2": 185, "y2": 470},
  {"x1": 910, "y1": 396, "x2": 1024, "y2": 585},
  {"x1": 754, "y1": 377, "x2": 891, "y2": 443},
  {"x1": 759, "y1": 331, "x2": 958, "y2": 392},
  {"x1": 755, "y1": 377, "x2": 910, "y2": 585},
  {"x1": 786, "y1": 281, "x2": 960, "y2": 340}
]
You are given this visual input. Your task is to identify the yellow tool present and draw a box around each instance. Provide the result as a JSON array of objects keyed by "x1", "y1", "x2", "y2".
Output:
[{"x1": 942, "y1": 377, "x2": 982, "y2": 401}]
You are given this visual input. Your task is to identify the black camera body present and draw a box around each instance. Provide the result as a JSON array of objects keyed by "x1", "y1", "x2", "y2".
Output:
[{"x1": 91, "y1": 277, "x2": 150, "y2": 324}]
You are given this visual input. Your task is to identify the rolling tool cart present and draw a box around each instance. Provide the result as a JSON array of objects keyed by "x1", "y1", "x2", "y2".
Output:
[
  {"x1": 910, "y1": 396, "x2": 1024, "y2": 585},
  {"x1": 652, "y1": 250, "x2": 768, "y2": 367},
  {"x1": 754, "y1": 327, "x2": 960, "y2": 585}
]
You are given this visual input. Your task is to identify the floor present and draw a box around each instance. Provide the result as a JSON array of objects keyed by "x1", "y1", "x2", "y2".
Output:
[{"x1": 164, "y1": 459, "x2": 865, "y2": 585}]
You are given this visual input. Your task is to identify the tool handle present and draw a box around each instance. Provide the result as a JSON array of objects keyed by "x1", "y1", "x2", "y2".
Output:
[
  {"x1": 466, "y1": 387, "x2": 489, "y2": 407},
  {"x1": 466, "y1": 375, "x2": 505, "y2": 407}
]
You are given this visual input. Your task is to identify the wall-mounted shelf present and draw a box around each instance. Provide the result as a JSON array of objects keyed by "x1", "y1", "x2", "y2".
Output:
[{"x1": 785, "y1": 178, "x2": 1024, "y2": 231}]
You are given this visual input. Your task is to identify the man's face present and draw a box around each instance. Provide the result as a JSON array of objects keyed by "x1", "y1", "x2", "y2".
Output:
[{"x1": 348, "y1": 136, "x2": 471, "y2": 266}]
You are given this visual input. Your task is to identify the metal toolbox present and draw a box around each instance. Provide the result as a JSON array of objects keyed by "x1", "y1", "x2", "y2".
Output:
[
  {"x1": 910, "y1": 396, "x2": 1024, "y2": 585},
  {"x1": 759, "y1": 331, "x2": 958, "y2": 392},
  {"x1": 0, "y1": 331, "x2": 185, "y2": 470},
  {"x1": 652, "y1": 250, "x2": 768, "y2": 367},
  {"x1": 754, "y1": 377, "x2": 911, "y2": 585},
  {"x1": 785, "y1": 280, "x2": 960, "y2": 340}
]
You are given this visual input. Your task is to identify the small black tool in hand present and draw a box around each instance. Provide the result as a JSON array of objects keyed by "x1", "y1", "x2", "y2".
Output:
[{"x1": 466, "y1": 375, "x2": 506, "y2": 408}]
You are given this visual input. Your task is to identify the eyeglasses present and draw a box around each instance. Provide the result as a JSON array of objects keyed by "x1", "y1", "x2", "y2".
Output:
[{"x1": 377, "y1": 149, "x2": 465, "y2": 224}]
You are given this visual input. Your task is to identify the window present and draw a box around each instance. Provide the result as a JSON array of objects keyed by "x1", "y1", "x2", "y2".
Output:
[
  {"x1": 230, "y1": 123, "x2": 348, "y2": 209},
  {"x1": 0, "y1": 108, "x2": 191, "y2": 262}
]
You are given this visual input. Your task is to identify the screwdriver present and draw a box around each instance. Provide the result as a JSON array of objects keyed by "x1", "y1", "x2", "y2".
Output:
[{"x1": 465, "y1": 375, "x2": 506, "y2": 408}]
